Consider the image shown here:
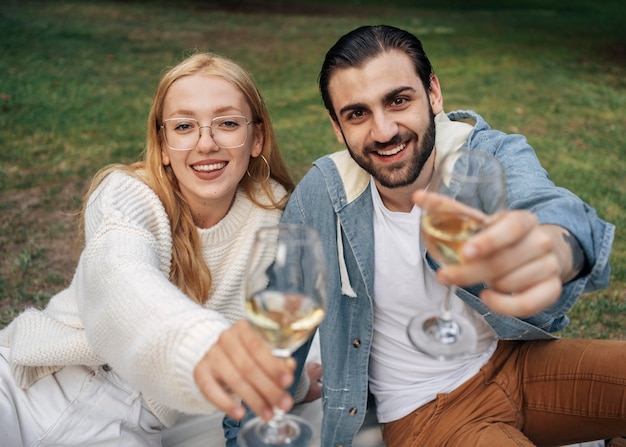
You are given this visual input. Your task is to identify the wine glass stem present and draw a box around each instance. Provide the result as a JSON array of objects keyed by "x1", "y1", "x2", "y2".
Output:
[
  {"x1": 268, "y1": 408, "x2": 287, "y2": 429},
  {"x1": 441, "y1": 285, "x2": 457, "y2": 321},
  {"x1": 253, "y1": 406, "x2": 298, "y2": 444},
  {"x1": 261, "y1": 353, "x2": 295, "y2": 441}
]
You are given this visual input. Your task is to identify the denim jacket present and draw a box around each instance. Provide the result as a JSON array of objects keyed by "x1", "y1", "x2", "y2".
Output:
[{"x1": 277, "y1": 110, "x2": 614, "y2": 446}]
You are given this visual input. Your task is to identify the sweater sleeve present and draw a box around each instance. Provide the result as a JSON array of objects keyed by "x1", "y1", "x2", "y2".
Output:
[{"x1": 78, "y1": 171, "x2": 230, "y2": 415}]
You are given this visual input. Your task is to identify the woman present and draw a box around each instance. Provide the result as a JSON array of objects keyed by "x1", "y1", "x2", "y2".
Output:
[{"x1": 0, "y1": 52, "x2": 311, "y2": 446}]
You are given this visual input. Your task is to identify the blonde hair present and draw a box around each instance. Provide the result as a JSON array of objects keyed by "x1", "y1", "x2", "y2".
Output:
[{"x1": 81, "y1": 53, "x2": 294, "y2": 304}]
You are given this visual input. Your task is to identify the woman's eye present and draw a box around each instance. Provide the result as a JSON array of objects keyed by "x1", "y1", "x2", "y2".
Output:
[
  {"x1": 221, "y1": 120, "x2": 240, "y2": 129},
  {"x1": 174, "y1": 122, "x2": 195, "y2": 132},
  {"x1": 216, "y1": 117, "x2": 244, "y2": 130}
]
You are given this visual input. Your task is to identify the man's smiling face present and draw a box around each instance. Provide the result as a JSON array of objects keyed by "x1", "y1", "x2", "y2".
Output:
[{"x1": 327, "y1": 50, "x2": 443, "y2": 190}]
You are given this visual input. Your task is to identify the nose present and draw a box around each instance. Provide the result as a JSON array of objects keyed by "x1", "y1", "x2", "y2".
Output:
[
  {"x1": 196, "y1": 126, "x2": 219, "y2": 152},
  {"x1": 370, "y1": 111, "x2": 399, "y2": 143}
]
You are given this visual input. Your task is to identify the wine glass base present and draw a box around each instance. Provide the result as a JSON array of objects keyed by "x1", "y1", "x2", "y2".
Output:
[
  {"x1": 238, "y1": 414, "x2": 313, "y2": 447},
  {"x1": 407, "y1": 311, "x2": 484, "y2": 361}
]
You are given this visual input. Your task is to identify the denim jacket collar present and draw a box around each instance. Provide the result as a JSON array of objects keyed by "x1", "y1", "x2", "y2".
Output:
[{"x1": 322, "y1": 111, "x2": 476, "y2": 300}]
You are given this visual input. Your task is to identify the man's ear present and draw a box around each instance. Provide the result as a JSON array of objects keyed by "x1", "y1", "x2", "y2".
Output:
[
  {"x1": 428, "y1": 74, "x2": 444, "y2": 115},
  {"x1": 329, "y1": 114, "x2": 346, "y2": 144}
]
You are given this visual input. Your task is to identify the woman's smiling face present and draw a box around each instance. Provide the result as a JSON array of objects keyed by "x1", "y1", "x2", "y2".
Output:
[{"x1": 160, "y1": 73, "x2": 262, "y2": 227}]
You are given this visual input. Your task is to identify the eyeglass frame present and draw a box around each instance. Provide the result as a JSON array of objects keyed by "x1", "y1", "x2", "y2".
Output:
[{"x1": 159, "y1": 115, "x2": 257, "y2": 151}]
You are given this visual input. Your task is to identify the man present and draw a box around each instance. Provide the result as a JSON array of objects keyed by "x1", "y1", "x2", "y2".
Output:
[{"x1": 281, "y1": 25, "x2": 624, "y2": 446}]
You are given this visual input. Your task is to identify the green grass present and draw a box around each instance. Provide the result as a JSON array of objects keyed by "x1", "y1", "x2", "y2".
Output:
[{"x1": 1, "y1": 0, "x2": 624, "y2": 338}]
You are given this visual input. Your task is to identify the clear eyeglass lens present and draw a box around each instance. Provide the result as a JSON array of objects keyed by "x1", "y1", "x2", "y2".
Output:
[{"x1": 163, "y1": 115, "x2": 249, "y2": 150}]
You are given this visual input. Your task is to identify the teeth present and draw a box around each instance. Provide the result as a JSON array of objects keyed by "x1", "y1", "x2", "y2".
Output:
[
  {"x1": 192, "y1": 162, "x2": 227, "y2": 172},
  {"x1": 376, "y1": 143, "x2": 405, "y2": 156}
]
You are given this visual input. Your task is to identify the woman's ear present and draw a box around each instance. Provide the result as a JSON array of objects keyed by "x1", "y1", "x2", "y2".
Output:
[
  {"x1": 161, "y1": 145, "x2": 170, "y2": 167},
  {"x1": 251, "y1": 124, "x2": 264, "y2": 157}
]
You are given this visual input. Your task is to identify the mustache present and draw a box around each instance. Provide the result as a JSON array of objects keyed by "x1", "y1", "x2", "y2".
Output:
[{"x1": 366, "y1": 132, "x2": 412, "y2": 153}]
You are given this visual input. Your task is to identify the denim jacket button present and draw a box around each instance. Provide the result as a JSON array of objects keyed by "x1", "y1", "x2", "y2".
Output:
[
  {"x1": 352, "y1": 338, "x2": 361, "y2": 348},
  {"x1": 348, "y1": 407, "x2": 358, "y2": 416}
]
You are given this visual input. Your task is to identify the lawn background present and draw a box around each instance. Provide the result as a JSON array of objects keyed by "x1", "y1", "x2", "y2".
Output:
[{"x1": 1, "y1": 0, "x2": 624, "y2": 338}]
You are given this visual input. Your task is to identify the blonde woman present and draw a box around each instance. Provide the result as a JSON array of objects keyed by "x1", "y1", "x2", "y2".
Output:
[{"x1": 0, "y1": 53, "x2": 314, "y2": 446}]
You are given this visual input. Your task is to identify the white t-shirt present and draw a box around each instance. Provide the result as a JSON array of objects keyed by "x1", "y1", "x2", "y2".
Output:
[{"x1": 368, "y1": 178, "x2": 497, "y2": 423}]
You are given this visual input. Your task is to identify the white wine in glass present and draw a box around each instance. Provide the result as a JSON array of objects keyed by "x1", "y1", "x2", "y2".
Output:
[
  {"x1": 408, "y1": 150, "x2": 506, "y2": 360},
  {"x1": 238, "y1": 224, "x2": 327, "y2": 447},
  {"x1": 246, "y1": 290, "x2": 325, "y2": 358}
]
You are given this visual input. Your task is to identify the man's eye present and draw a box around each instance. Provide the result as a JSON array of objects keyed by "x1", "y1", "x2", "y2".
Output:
[
  {"x1": 392, "y1": 97, "x2": 407, "y2": 106},
  {"x1": 347, "y1": 110, "x2": 365, "y2": 120}
]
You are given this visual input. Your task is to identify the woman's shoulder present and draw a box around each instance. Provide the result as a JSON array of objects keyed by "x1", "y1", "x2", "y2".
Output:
[
  {"x1": 84, "y1": 168, "x2": 170, "y2": 239},
  {"x1": 89, "y1": 169, "x2": 160, "y2": 209},
  {"x1": 94, "y1": 168, "x2": 151, "y2": 195}
]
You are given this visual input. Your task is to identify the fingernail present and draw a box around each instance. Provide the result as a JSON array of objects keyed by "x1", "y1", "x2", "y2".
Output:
[
  {"x1": 462, "y1": 243, "x2": 477, "y2": 260},
  {"x1": 261, "y1": 407, "x2": 274, "y2": 421},
  {"x1": 280, "y1": 373, "x2": 293, "y2": 387},
  {"x1": 278, "y1": 395, "x2": 292, "y2": 411},
  {"x1": 232, "y1": 405, "x2": 245, "y2": 420}
]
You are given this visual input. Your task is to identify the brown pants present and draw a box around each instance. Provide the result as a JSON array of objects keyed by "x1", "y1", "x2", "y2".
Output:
[{"x1": 381, "y1": 339, "x2": 626, "y2": 447}]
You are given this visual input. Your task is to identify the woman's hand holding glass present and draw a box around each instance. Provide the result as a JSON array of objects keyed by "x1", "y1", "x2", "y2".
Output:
[
  {"x1": 238, "y1": 224, "x2": 327, "y2": 447},
  {"x1": 193, "y1": 320, "x2": 296, "y2": 422}
]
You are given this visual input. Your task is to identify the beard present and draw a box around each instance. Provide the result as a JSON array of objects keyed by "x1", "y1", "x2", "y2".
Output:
[{"x1": 344, "y1": 110, "x2": 436, "y2": 189}]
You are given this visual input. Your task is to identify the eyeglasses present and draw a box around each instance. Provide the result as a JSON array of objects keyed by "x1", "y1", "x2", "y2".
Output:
[{"x1": 160, "y1": 115, "x2": 255, "y2": 151}]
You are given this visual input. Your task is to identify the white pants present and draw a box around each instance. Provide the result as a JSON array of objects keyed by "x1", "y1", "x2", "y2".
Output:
[
  {"x1": 162, "y1": 332, "x2": 325, "y2": 447},
  {"x1": 0, "y1": 346, "x2": 163, "y2": 447},
  {"x1": 159, "y1": 332, "x2": 391, "y2": 447},
  {"x1": 161, "y1": 401, "x2": 324, "y2": 447}
]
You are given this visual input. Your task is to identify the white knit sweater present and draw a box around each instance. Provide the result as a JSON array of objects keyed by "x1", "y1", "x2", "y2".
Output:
[{"x1": 0, "y1": 170, "x2": 288, "y2": 427}]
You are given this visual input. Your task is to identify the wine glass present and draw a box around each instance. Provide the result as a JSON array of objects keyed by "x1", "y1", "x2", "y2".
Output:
[
  {"x1": 238, "y1": 224, "x2": 327, "y2": 447},
  {"x1": 407, "y1": 150, "x2": 506, "y2": 360}
]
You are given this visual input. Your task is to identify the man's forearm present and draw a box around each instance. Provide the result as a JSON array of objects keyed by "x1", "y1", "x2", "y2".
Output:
[{"x1": 542, "y1": 224, "x2": 587, "y2": 284}]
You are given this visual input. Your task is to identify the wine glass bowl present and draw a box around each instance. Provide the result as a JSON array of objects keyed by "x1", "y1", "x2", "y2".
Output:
[
  {"x1": 245, "y1": 290, "x2": 325, "y2": 357},
  {"x1": 239, "y1": 224, "x2": 327, "y2": 447},
  {"x1": 408, "y1": 150, "x2": 506, "y2": 360},
  {"x1": 420, "y1": 207, "x2": 488, "y2": 266}
]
